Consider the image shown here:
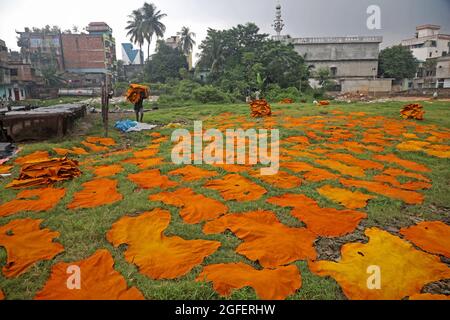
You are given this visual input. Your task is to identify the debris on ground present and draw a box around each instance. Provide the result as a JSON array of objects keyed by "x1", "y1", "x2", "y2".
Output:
[
  {"x1": 6, "y1": 157, "x2": 81, "y2": 189},
  {"x1": 115, "y1": 120, "x2": 157, "y2": 133},
  {"x1": 250, "y1": 99, "x2": 272, "y2": 118},
  {"x1": 335, "y1": 92, "x2": 371, "y2": 102},
  {"x1": 401, "y1": 104, "x2": 425, "y2": 120}
]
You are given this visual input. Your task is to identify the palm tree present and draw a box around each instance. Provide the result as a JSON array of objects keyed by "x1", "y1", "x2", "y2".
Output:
[
  {"x1": 141, "y1": 2, "x2": 167, "y2": 61},
  {"x1": 177, "y1": 27, "x2": 196, "y2": 56},
  {"x1": 126, "y1": 9, "x2": 145, "y2": 65}
]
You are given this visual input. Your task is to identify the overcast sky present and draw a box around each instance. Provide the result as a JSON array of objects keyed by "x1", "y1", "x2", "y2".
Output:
[{"x1": 0, "y1": 0, "x2": 449, "y2": 63}]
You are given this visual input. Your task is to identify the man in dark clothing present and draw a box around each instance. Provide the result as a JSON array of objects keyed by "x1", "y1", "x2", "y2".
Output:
[{"x1": 134, "y1": 91, "x2": 145, "y2": 122}]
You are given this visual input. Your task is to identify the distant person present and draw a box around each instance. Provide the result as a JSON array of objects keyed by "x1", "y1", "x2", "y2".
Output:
[{"x1": 134, "y1": 91, "x2": 145, "y2": 122}]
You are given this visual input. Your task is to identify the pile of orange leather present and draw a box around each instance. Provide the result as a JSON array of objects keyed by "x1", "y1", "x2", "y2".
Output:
[
  {"x1": 318, "y1": 100, "x2": 330, "y2": 106},
  {"x1": 250, "y1": 99, "x2": 272, "y2": 118},
  {"x1": 6, "y1": 157, "x2": 81, "y2": 189},
  {"x1": 126, "y1": 84, "x2": 150, "y2": 104},
  {"x1": 401, "y1": 104, "x2": 425, "y2": 121}
]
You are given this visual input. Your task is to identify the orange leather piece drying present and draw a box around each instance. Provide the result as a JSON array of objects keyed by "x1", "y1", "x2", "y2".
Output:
[
  {"x1": 267, "y1": 194, "x2": 367, "y2": 237},
  {"x1": 250, "y1": 99, "x2": 272, "y2": 118},
  {"x1": 373, "y1": 174, "x2": 432, "y2": 191},
  {"x1": 309, "y1": 228, "x2": 450, "y2": 300},
  {"x1": 373, "y1": 154, "x2": 430, "y2": 172},
  {"x1": 67, "y1": 178, "x2": 123, "y2": 209},
  {"x1": 197, "y1": 263, "x2": 301, "y2": 300},
  {"x1": 401, "y1": 104, "x2": 424, "y2": 120},
  {"x1": 316, "y1": 159, "x2": 365, "y2": 178},
  {"x1": 81, "y1": 141, "x2": 109, "y2": 152},
  {"x1": 35, "y1": 249, "x2": 144, "y2": 300},
  {"x1": 0, "y1": 187, "x2": 66, "y2": 217},
  {"x1": 249, "y1": 170, "x2": 302, "y2": 189},
  {"x1": 0, "y1": 165, "x2": 12, "y2": 174},
  {"x1": 133, "y1": 148, "x2": 159, "y2": 158},
  {"x1": 149, "y1": 188, "x2": 228, "y2": 224},
  {"x1": 123, "y1": 157, "x2": 164, "y2": 169},
  {"x1": 317, "y1": 185, "x2": 374, "y2": 209},
  {"x1": 93, "y1": 164, "x2": 123, "y2": 177},
  {"x1": 205, "y1": 174, "x2": 267, "y2": 202},
  {"x1": 203, "y1": 210, "x2": 317, "y2": 268},
  {"x1": 53, "y1": 147, "x2": 88, "y2": 156},
  {"x1": 0, "y1": 289, "x2": 4, "y2": 300},
  {"x1": 279, "y1": 98, "x2": 294, "y2": 104},
  {"x1": 327, "y1": 153, "x2": 384, "y2": 170},
  {"x1": 409, "y1": 293, "x2": 450, "y2": 300},
  {"x1": 168, "y1": 165, "x2": 218, "y2": 182},
  {"x1": 318, "y1": 100, "x2": 330, "y2": 106},
  {"x1": 339, "y1": 178, "x2": 424, "y2": 205},
  {"x1": 128, "y1": 169, "x2": 177, "y2": 190},
  {"x1": 6, "y1": 157, "x2": 81, "y2": 189},
  {"x1": 14, "y1": 151, "x2": 50, "y2": 164},
  {"x1": 400, "y1": 221, "x2": 450, "y2": 258},
  {"x1": 126, "y1": 84, "x2": 149, "y2": 104},
  {"x1": 85, "y1": 136, "x2": 116, "y2": 146},
  {"x1": 0, "y1": 218, "x2": 64, "y2": 278},
  {"x1": 107, "y1": 209, "x2": 221, "y2": 280},
  {"x1": 282, "y1": 162, "x2": 339, "y2": 182}
]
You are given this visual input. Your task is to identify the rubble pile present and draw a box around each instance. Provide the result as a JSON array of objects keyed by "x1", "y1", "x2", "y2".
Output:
[{"x1": 335, "y1": 92, "x2": 371, "y2": 102}]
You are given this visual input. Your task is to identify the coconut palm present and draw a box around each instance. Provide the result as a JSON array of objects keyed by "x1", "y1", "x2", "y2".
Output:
[
  {"x1": 141, "y1": 2, "x2": 167, "y2": 60},
  {"x1": 126, "y1": 9, "x2": 145, "y2": 64},
  {"x1": 177, "y1": 26, "x2": 196, "y2": 56}
]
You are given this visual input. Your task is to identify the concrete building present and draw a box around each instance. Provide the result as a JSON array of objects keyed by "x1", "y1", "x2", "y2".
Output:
[
  {"x1": 401, "y1": 25, "x2": 450, "y2": 62},
  {"x1": 278, "y1": 36, "x2": 383, "y2": 79},
  {"x1": 436, "y1": 55, "x2": 450, "y2": 88},
  {"x1": 274, "y1": 35, "x2": 387, "y2": 93},
  {"x1": 121, "y1": 43, "x2": 143, "y2": 65}
]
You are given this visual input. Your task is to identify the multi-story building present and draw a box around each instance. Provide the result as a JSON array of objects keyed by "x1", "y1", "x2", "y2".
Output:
[
  {"x1": 61, "y1": 22, "x2": 116, "y2": 75},
  {"x1": 16, "y1": 28, "x2": 65, "y2": 72},
  {"x1": 0, "y1": 40, "x2": 36, "y2": 101},
  {"x1": 401, "y1": 25, "x2": 450, "y2": 62},
  {"x1": 436, "y1": 55, "x2": 450, "y2": 88}
]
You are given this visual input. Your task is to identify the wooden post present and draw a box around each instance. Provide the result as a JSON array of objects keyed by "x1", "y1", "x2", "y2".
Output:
[{"x1": 101, "y1": 74, "x2": 110, "y2": 137}]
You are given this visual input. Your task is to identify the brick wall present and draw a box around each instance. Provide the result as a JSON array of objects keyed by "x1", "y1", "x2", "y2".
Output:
[{"x1": 61, "y1": 34, "x2": 106, "y2": 71}]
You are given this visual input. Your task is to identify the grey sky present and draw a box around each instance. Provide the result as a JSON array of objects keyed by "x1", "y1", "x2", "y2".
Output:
[{"x1": 0, "y1": 0, "x2": 449, "y2": 62}]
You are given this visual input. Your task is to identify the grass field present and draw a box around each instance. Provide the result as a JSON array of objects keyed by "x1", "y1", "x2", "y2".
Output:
[{"x1": 0, "y1": 100, "x2": 449, "y2": 300}]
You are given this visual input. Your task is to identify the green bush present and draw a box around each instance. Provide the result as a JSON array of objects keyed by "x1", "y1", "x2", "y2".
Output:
[
  {"x1": 265, "y1": 86, "x2": 301, "y2": 102},
  {"x1": 193, "y1": 85, "x2": 231, "y2": 104}
]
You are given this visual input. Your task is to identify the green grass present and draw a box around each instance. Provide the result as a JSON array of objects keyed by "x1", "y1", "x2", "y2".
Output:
[{"x1": 0, "y1": 100, "x2": 449, "y2": 300}]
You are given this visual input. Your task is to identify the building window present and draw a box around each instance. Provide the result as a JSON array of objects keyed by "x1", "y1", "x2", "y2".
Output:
[
  {"x1": 21, "y1": 89, "x2": 25, "y2": 97},
  {"x1": 429, "y1": 52, "x2": 433, "y2": 58},
  {"x1": 10, "y1": 69, "x2": 18, "y2": 76},
  {"x1": 330, "y1": 67, "x2": 337, "y2": 77}
]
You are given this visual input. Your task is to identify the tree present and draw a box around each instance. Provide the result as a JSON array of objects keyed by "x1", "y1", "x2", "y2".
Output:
[
  {"x1": 41, "y1": 67, "x2": 65, "y2": 87},
  {"x1": 379, "y1": 45, "x2": 418, "y2": 80},
  {"x1": 72, "y1": 25, "x2": 79, "y2": 33},
  {"x1": 197, "y1": 23, "x2": 308, "y2": 89},
  {"x1": 141, "y1": 2, "x2": 167, "y2": 61},
  {"x1": 144, "y1": 41, "x2": 188, "y2": 83},
  {"x1": 126, "y1": 9, "x2": 145, "y2": 65},
  {"x1": 177, "y1": 26, "x2": 196, "y2": 56}
]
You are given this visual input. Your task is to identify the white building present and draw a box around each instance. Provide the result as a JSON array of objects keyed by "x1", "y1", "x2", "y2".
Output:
[
  {"x1": 121, "y1": 43, "x2": 143, "y2": 65},
  {"x1": 401, "y1": 25, "x2": 450, "y2": 62}
]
